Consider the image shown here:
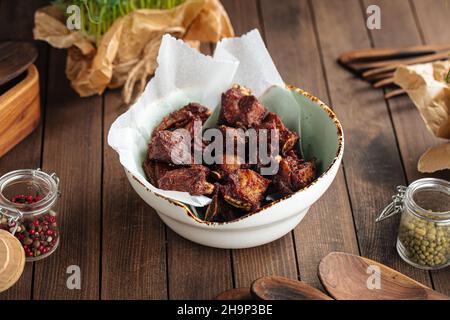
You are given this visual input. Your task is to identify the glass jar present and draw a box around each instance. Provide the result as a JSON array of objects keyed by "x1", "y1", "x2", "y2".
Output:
[
  {"x1": 0, "y1": 169, "x2": 60, "y2": 262},
  {"x1": 377, "y1": 178, "x2": 450, "y2": 270}
]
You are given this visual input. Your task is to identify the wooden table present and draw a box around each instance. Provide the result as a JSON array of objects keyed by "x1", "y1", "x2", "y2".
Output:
[{"x1": 1, "y1": 0, "x2": 449, "y2": 300}]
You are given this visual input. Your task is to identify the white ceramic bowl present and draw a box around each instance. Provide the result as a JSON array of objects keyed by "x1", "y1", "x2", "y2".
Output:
[{"x1": 125, "y1": 86, "x2": 344, "y2": 249}]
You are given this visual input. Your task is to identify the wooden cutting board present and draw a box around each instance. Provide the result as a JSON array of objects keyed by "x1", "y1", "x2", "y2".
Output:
[{"x1": 0, "y1": 41, "x2": 38, "y2": 86}]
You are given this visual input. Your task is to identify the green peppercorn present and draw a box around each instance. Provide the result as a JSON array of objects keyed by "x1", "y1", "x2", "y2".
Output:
[{"x1": 398, "y1": 211, "x2": 450, "y2": 269}]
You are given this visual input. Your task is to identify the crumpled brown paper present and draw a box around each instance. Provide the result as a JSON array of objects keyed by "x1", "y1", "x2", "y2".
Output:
[
  {"x1": 394, "y1": 60, "x2": 450, "y2": 172},
  {"x1": 33, "y1": 0, "x2": 234, "y2": 103},
  {"x1": 418, "y1": 142, "x2": 450, "y2": 173}
]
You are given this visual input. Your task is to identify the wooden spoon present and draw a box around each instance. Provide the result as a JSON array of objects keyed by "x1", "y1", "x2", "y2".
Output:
[
  {"x1": 319, "y1": 252, "x2": 450, "y2": 300},
  {"x1": 251, "y1": 276, "x2": 333, "y2": 300},
  {"x1": 0, "y1": 41, "x2": 38, "y2": 86},
  {"x1": 215, "y1": 288, "x2": 253, "y2": 300}
]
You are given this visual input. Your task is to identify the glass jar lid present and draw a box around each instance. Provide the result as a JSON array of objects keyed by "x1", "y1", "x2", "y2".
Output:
[
  {"x1": 377, "y1": 178, "x2": 450, "y2": 223},
  {"x1": 0, "y1": 169, "x2": 60, "y2": 218},
  {"x1": 405, "y1": 178, "x2": 450, "y2": 222}
]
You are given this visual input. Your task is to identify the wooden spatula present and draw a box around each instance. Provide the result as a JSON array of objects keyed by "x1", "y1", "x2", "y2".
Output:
[
  {"x1": 251, "y1": 276, "x2": 333, "y2": 300},
  {"x1": 339, "y1": 43, "x2": 450, "y2": 65},
  {"x1": 319, "y1": 252, "x2": 450, "y2": 300},
  {"x1": 0, "y1": 41, "x2": 38, "y2": 86},
  {"x1": 215, "y1": 276, "x2": 333, "y2": 300},
  {"x1": 338, "y1": 44, "x2": 450, "y2": 99}
]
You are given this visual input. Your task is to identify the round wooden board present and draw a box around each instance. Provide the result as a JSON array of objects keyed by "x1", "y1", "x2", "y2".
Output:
[
  {"x1": 0, "y1": 230, "x2": 25, "y2": 293},
  {"x1": 0, "y1": 237, "x2": 10, "y2": 274},
  {"x1": 0, "y1": 41, "x2": 38, "y2": 86}
]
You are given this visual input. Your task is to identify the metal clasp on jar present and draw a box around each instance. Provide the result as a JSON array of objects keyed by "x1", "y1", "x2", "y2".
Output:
[
  {"x1": 376, "y1": 185, "x2": 407, "y2": 222},
  {"x1": 35, "y1": 168, "x2": 60, "y2": 193},
  {"x1": 0, "y1": 207, "x2": 23, "y2": 235}
]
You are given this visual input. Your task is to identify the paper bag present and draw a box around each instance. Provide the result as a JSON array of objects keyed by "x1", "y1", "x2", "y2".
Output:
[
  {"x1": 34, "y1": 0, "x2": 234, "y2": 103},
  {"x1": 394, "y1": 61, "x2": 450, "y2": 172}
]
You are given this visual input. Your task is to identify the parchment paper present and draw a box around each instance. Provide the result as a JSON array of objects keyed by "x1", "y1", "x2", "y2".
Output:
[
  {"x1": 108, "y1": 29, "x2": 285, "y2": 207},
  {"x1": 394, "y1": 61, "x2": 450, "y2": 172}
]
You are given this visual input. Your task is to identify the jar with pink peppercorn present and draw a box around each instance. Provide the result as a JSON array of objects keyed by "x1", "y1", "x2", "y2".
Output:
[{"x1": 0, "y1": 169, "x2": 60, "y2": 261}]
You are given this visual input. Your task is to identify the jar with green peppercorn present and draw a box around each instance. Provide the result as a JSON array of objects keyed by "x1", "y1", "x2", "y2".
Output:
[
  {"x1": 377, "y1": 178, "x2": 450, "y2": 270},
  {"x1": 0, "y1": 169, "x2": 60, "y2": 261}
]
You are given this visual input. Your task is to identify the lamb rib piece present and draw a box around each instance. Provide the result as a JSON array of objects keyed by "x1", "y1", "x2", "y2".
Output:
[
  {"x1": 272, "y1": 151, "x2": 316, "y2": 196},
  {"x1": 219, "y1": 86, "x2": 266, "y2": 129},
  {"x1": 221, "y1": 169, "x2": 270, "y2": 211},
  {"x1": 157, "y1": 165, "x2": 215, "y2": 196},
  {"x1": 147, "y1": 130, "x2": 192, "y2": 165}
]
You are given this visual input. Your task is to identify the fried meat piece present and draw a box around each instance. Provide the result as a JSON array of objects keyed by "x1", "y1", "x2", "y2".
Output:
[
  {"x1": 218, "y1": 86, "x2": 250, "y2": 126},
  {"x1": 157, "y1": 166, "x2": 214, "y2": 195},
  {"x1": 147, "y1": 130, "x2": 192, "y2": 164},
  {"x1": 236, "y1": 95, "x2": 267, "y2": 128},
  {"x1": 205, "y1": 186, "x2": 244, "y2": 222},
  {"x1": 153, "y1": 103, "x2": 211, "y2": 135},
  {"x1": 272, "y1": 151, "x2": 316, "y2": 196},
  {"x1": 219, "y1": 125, "x2": 247, "y2": 147},
  {"x1": 143, "y1": 160, "x2": 174, "y2": 187},
  {"x1": 219, "y1": 86, "x2": 266, "y2": 128},
  {"x1": 215, "y1": 153, "x2": 247, "y2": 177},
  {"x1": 218, "y1": 125, "x2": 247, "y2": 158},
  {"x1": 258, "y1": 112, "x2": 299, "y2": 155},
  {"x1": 222, "y1": 169, "x2": 270, "y2": 211}
]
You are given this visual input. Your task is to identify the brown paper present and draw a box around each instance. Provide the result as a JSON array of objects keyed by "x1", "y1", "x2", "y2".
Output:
[
  {"x1": 418, "y1": 142, "x2": 450, "y2": 173},
  {"x1": 33, "y1": 0, "x2": 234, "y2": 103},
  {"x1": 394, "y1": 61, "x2": 450, "y2": 172}
]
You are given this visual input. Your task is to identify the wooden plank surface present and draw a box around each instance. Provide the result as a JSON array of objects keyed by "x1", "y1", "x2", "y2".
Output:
[
  {"x1": 32, "y1": 48, "x2": 102, "y2": 299},
  {"x1": 102, "y1": 90, "x2": 168, "y2": 300},
  {"x1": 361, "y1": 0, "x2": 449, "y2": 294},
  {"x1": 0, "y1": 0, "x2": 48, "y2": 300},
  {"x1": 0, "y1": 0, "x2": 449, "y2": 299},
  {"x1": 166, "y1": 44, "x2": 233, "y2": 300},
  {"x1": 167, "y1": 230, "x2": 233, "y2": 299},
  {"x1": 222, "y1": 0, "x2": 299, "y2": 289},
  {"x1": 259, "y1": 0, "x2": 359, "y2": 289},
  {"x1": 310, "y1": 0, "x2": 432, "y2": 286},
  {"x1": 362, "y1": 0, "x2": 450, "y2": 183},
  {"x1": 410, "y1": 0, "x2": 450, "y2": 295}
]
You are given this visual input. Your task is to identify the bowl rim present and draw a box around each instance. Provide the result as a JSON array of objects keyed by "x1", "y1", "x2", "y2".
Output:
[{"x1": 130, "y1": 85, "x2": 344, "y2": 226}]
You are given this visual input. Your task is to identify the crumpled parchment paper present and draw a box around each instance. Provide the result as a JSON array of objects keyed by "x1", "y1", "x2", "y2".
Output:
[
  {"x1": 108, "y1": 29, "x2": 285, "y2": 207},
  {"x1": 394, "y1": 60, "x2": 450, "y2": 172},
  {"x1": 33, "y1": 0, "x2": 234, "y2": 103}
]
